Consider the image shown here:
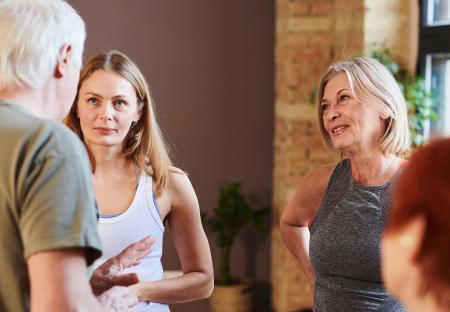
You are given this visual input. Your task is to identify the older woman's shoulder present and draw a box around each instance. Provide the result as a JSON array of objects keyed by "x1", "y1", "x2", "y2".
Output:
[
  {"x1": 305, "y1": 163, "x2": 336, "y2": 186},
  {"x1": 294, "y1": 163, "x2": 336, "y2": 203}
]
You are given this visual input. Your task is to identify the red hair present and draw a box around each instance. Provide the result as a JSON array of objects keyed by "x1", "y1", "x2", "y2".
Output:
[{"x1": 386, "y1": 138, "x2": 450, "y2": 305}]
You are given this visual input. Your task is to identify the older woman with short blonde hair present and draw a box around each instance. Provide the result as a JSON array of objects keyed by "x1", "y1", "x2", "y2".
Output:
[{"x1": 281, "y1": 57, "x2": 408, "y2": 311}]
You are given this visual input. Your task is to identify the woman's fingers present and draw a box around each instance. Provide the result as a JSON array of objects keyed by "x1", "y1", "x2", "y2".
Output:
[{"x1": 117, "y1": 236, "x2": 155, "y2": 267}]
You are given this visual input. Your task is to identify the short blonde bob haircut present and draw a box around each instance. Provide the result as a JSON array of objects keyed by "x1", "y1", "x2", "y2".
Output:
[
  {"x1": 65, "y1": 50, "x2": 174, "y2": 196},
  {"x1": 317, "y1": 57, "x2": 410, "y2": 156}
]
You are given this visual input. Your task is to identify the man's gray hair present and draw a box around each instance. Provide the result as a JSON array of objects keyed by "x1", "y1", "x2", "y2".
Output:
[{"x1": 0, "y1": 0, "x2": 85, "y2": 91}]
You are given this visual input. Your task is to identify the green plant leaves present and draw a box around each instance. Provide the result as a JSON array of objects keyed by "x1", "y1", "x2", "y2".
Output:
[{"x1": 202, "y1": 181, "x2": 270, "y2": 285}]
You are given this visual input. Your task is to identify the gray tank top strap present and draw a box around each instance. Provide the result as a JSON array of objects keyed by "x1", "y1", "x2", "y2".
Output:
[{"x1": 310, "y1": 159, "x2": 351, "y2": 236}]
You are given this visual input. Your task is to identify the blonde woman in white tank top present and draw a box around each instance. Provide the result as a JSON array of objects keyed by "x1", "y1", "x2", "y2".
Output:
[{"x1": 65, "y1": 50, "x2": 214, "y2": 311}]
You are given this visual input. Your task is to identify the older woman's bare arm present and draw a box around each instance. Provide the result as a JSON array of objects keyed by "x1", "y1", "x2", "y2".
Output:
[{"x1": 280, "y1": 164, "x2": 334, "y2": 294}]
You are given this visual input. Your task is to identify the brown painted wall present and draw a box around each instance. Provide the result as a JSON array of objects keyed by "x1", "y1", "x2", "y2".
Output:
[{"x1": 68, "y1": 1, "x2": 275, "y2": 311}]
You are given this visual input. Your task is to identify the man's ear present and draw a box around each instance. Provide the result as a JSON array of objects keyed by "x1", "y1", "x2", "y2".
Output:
[{"x1": 54, "y1": 43, "x2": 73, "y2": 79}]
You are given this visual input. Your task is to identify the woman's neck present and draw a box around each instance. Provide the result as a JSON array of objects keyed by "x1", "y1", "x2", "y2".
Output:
[
  {"x1": 346, "y1": 149, "x2": 399, "y2": 185},
  {"x1": 88, "y1": 143, "x2": 134, "y2": 179}
]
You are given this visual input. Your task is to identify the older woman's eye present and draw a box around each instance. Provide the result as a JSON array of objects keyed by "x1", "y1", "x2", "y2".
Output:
[
  {"x1": 339, "y1": 95, "x2": 350, "y2": 101},
  {"x1": 321, "y1": 103, "x2": 330, "y2": 111}
]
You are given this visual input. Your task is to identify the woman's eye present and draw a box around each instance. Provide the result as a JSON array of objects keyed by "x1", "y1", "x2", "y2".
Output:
[
  {"x1": 339, "y1": 95, "x2": 350, "y2": 101},
  {"x1": 114, "y1": 100, "x2": 128, "y2": 110},
  {"x1": 321, "y1": 103, "x2": 330, "y2": 111},
  {"x1": 87, "y1": 98, "x2": 97, "y2": 104}
]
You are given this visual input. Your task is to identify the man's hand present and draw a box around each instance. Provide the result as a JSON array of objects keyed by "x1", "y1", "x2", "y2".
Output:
[
  {"x1": 97, "y1": 286, "x2": 139, "y2": 311},
  {"x1": 91, "y1": 236, "x2": 155, "y2": 296}
]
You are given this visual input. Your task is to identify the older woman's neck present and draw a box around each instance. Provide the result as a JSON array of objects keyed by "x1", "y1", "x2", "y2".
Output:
[{"x1": 347, "y1": 148, "x2": 398, "y2": 185}]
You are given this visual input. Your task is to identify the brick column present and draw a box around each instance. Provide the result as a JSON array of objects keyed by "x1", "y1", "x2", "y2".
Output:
[
  {"x1": 364, "y1": 0, "x2": 419, "y2": 74},
  {"x1": 272, "y1": 0, "x2": 418, "y2": 311}
]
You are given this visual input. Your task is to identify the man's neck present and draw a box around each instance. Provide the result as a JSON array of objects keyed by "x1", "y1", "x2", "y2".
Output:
[{"x1": 0, "y1": 87, "x2": 52, "y2": 119}]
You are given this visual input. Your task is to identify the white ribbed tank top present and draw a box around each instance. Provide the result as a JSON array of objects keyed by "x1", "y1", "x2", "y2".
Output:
[{"x1": 93, "y1": 175, "x2": 169, "y2": 312}]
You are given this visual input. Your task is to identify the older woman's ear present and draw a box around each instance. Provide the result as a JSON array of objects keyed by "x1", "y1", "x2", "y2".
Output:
[{"x1": 380, "y1": 111, "x2": 390, "y2": 120}]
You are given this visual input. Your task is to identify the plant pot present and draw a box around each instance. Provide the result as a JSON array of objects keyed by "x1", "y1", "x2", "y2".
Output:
[{"x1": 210, "y1": 280, "x2": 253, "y2": 312}]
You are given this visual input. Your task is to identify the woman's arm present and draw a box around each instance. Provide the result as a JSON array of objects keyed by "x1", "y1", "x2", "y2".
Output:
[
  {"x1": 279, "y1": 164, "x2": 334, "y2": 294},
  {"x1": 130, "y1": 173, "x2": 214, "y2": 303}
]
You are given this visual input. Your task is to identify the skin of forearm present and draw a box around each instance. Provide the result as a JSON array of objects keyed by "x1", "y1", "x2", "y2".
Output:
[
  {"x1": 280, "y1": 223, "x2": 316, "y2": 283},
  {"x1": 130, "y1": 271, "x2": 213, "y2": 303},
  {"x1": 32, "y1": 294, "x2": 101, "y2": 312}
]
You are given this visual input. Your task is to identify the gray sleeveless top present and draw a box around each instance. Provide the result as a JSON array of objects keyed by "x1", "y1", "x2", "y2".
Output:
[{"x1": 309, "y1": 159, "x2": 405, "y2": 312}]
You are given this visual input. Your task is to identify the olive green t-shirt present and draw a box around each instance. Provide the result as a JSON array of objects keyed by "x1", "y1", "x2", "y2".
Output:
[{"x1": 0, "y1": 101, "x2": 102, "y2": 311}]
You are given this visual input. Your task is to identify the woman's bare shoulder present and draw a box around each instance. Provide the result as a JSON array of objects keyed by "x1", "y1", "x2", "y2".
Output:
[
  {"x1": 303, "y1": 163, "x2": 335, "y2": 190},
  {"x1": 283, "y1": 163, "x2": 336, "y2": 224},
  {"x1": 166, "y1": 167, "x2": 197, "y2": 207}
]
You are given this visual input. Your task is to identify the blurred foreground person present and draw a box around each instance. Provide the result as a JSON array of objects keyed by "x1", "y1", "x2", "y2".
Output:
[
  {"x1": 382, "y1": 138, "x2": 450, "y2": 312},
  {"x1": 0, "y1": 0, "x2": 139, "y2": 310}
]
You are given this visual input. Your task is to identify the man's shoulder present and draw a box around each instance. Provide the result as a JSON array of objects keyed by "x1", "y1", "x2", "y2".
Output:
[{"x1": 40, "y1": 119, "x2": 84, "y2": 151}]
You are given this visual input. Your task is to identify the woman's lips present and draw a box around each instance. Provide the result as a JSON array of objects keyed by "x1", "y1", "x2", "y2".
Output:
[
  {"x1": 330, "y1": 124, "x2": 349, "y2": 137},
  {"x1": 94, "y1": 127, "x2": 117, "y2": 135}
]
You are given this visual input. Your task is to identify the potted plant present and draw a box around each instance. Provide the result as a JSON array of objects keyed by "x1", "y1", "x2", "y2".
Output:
[{"x1": 202, "y1": 181, "x2": 270, "y2": 312}]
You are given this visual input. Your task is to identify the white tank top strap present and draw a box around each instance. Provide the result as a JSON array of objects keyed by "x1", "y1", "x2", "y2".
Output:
[{"x1": 143, "y1": 175, "x2": 165, "y2": 232}]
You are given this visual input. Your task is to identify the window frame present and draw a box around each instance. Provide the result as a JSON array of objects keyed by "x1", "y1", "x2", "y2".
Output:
[
  {"x1": 417, "y1": 0, "x2": 450, "y2": 138},
  {"x1": 418, "y1": 0, "x2": 450, "y2": 73}
]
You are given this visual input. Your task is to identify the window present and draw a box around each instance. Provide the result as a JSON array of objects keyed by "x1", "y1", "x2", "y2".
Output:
[
  {"x1": 426, "y1": 0, "x2": 450, "y2": 26},
  {"x1": 419, "y1": 0, "x2": 450, "y2": 138}
]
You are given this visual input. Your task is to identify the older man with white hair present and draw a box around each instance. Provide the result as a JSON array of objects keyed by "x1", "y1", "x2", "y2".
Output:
[{"x1": 0, "y1": 0, "x2": 147, "y2": 310}]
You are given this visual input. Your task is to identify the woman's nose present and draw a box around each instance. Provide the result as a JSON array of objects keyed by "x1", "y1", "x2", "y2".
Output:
[
  {"x1": 326, "y1": 104, "x2": 340, "y2": 122},
  {"x1": 98, "y1": 103, "x2": 114, "y2": 120}
]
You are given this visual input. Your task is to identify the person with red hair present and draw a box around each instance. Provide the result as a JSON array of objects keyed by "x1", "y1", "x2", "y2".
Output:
[{"x1": 382, "y1": 138, "x2": 450, "y2": 311}]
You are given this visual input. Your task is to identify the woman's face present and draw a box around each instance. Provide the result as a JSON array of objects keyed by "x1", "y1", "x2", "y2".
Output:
[
  {"x1": 77, "y1": 69, "x2": 140, "y2": 149},
  {"x1": 321, "y1": 73, "x2": 387, "y2": 153}
]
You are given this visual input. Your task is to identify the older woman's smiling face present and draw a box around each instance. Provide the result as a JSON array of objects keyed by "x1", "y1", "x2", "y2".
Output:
[{"x1": 321, "y1": 73, "x2": 387, "y2": 154}]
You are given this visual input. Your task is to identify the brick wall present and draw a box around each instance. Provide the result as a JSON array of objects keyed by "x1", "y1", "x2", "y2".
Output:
[{"x1": 272, "y1": 0, "x2": 418, "y2": 311}]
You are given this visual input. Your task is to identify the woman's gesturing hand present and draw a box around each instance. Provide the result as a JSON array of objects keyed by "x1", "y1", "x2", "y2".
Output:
[{"x1": 90, "y1": 236, "x2": 155, "y2": 296}]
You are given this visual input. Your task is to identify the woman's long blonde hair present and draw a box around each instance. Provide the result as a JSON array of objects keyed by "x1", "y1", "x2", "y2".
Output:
[{"x1": 65, "y1": 50, "x2": 173, "y2": 196}]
